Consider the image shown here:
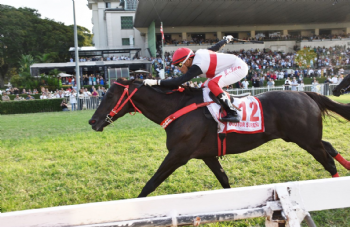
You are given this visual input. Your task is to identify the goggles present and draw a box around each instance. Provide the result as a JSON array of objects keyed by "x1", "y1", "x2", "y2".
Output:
[{"x1": 174, "y1": 51, "x2": 194, "y2": 67}]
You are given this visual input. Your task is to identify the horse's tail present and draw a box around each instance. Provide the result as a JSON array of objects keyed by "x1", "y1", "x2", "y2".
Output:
[{"x1": 304, "y1": 91, "x2": 350, "y2": 121}]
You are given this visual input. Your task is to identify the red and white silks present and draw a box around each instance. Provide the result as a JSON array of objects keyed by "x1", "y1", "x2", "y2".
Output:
[{"x1": 193, "y1": 49, "x2": 248, "y2": 96}]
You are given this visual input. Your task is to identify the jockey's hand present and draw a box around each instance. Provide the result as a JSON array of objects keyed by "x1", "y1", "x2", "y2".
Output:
[
  {"x1": 224, "y1": 35, "x2": 234, "y2": 43},
  {"x1": 143, "y1": 79, "x2": 159, "y2": 86}
]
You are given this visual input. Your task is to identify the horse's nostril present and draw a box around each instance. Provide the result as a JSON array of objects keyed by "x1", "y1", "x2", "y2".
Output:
[{"x1": 89, "y1": 119, "x2": 96, "y2": 125}]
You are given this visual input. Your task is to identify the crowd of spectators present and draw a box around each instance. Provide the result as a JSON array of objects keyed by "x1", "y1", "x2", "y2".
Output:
[
  {"x1": 1, "y1": 86, "x2": 108, "y2": 112},
  {"x1": 154, "y1": 45, "x2": 350, "y2": 84}
]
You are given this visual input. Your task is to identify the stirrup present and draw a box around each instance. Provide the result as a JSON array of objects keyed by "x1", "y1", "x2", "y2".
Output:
[{"x1": 220, "y1": 111, "x2": 240, "y2": 123}]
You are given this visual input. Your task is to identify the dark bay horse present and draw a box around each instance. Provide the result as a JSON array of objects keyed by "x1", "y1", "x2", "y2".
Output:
[
  {"x1": 89, "y1": 79, "x2": 350, "y2": 197},
  {"x1": 333, "y1": 74, "x2": 350, "y2": 96}
]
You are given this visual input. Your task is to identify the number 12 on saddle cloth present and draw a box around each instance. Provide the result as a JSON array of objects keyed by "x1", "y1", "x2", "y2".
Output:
[{"x1": 203, "y1": 88, "x2": 265, "y2": 134}]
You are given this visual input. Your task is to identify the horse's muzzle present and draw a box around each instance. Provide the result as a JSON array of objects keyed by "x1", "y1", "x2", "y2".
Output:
[{"x1": 89, "y1": 119, "x2": 104, "y2": 132}]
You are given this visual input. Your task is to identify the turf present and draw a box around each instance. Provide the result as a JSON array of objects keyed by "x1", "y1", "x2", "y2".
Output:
[{"x1": 1, "y1": 94, "x2": 350, "y2": 226}]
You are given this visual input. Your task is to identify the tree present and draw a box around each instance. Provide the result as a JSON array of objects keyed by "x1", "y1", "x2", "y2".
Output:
[
  {"x1": 0, "y1": 4, "x2": 93, "y2": 88},
  {"x1": 294, "y1": 47, "x2": 317, "y2": 69},
  {"x1": 69, "y1": 25, "x2": 93, "y2": 47},
  {"x1": 36, "y1": 53, "x2": 56, "y2": 63}
]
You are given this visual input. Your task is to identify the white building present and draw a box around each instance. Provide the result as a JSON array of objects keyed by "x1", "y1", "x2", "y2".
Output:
[{"x1": 87, "y1": 0, "x2": 147, "y2": 57}]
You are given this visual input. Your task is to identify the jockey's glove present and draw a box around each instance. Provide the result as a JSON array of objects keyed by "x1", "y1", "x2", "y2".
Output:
[
  {"x1": 223, "y1": 35, "x2": 234, "y2": 43},
  {"x1": 143, "y1": 79, "x2": 160, "y2": 86}
]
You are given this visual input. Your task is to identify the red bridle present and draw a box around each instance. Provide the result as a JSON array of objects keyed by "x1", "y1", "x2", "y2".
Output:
[{"x1": 106, "y1": 82, "x2": 142, "y2": 125}]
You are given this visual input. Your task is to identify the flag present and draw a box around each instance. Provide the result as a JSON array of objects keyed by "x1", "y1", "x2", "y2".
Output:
[{"x1": 160, "y1": 25, "x2": 164, "y2": 40}]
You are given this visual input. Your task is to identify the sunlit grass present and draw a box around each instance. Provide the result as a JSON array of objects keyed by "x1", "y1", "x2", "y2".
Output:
[{"x1": 1, "y1": 94, "x2": 350, "y2": 226}]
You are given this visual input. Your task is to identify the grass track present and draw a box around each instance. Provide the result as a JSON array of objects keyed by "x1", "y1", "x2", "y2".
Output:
[{"x1": 1, "y1": 94, "x2": 350, "y2": 226}]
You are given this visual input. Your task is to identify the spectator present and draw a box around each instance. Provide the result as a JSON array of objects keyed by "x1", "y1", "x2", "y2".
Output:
[
  {"x1": 284, "y1": 77, "x2": 291, "y2": 90},
  {"x1": 84, "y1": 88, "x2": 92, "y2": 109},
  {"x1": 267, "y1": 78, "x2": 275, "y2": 88},
  {"x1": 70, "y1": 89, "x2": 77, "y2": 111},
  {"x1": 331, "y1": 75, "x2": 338, "y2": 84},
  {"x1": 14, "y1": 94, "x2": 22, "y2": 101},
  {"x1": 312, "y1": 78, "x2": 319, "y2": 93},
  {"x1": 26, "y1": 94, "x2": 35, "y2": 100},
  {"x1": 40, "y1": 93, "x2": 48, "y2": 99},
  {"x1": 338, "y1": 75, "x2": 344, "y2": 84},
  {"x1": 2, "y1": 93, "x2": 10, "y2": 101},
  {"x1": 298, "y1": 80, "x2": 305, "y2": 91},
  {"x1": 291, "y1": 77, "x2": 298, "y2": 91},
  {"x1": 241, "y1": 78, "x2": 249, "y2": 89},
  {"x1": 78, "y1": 89, "x2": 84, "y2": 110},
  {"x1": 91, "y1": 87, "x2": 99, "y2": 109},
  {"x1": 60, "y1": 101, "x2": 70, "y2": 111}
]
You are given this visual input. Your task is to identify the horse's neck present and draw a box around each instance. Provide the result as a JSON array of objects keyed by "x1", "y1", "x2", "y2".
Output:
[{"x1": 132, "y1": 87, "x2": 200, "y2": 125}]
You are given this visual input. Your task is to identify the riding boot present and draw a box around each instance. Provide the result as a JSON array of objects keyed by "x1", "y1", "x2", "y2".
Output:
[{"x1": 217, "y1": 93, "x2": 240, "y2": 123}]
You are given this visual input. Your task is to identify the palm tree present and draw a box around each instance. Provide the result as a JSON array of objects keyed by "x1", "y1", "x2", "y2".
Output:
[
  {"x1": 36, "y1": 52, "x2": 58, "y2": 63},
  {"x1": 18, "y1": 54, "x2": 35, "y2": 75}
]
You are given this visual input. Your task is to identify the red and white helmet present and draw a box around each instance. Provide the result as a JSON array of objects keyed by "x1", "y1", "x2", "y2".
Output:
[{"x1": 171, "y1": 48, "x2": 195, "y2": 66}]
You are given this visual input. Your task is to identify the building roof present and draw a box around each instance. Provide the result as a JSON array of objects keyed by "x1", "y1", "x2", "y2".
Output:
[
  {"x1": 134, "y1": 0, "x2": 350, "y2": 28},
  {"x1": 31, "y1": 60, "x2": 151, "y2": 69},
  {"x1": 68, "y1": 46, "x2": 142, "y2": 57}
]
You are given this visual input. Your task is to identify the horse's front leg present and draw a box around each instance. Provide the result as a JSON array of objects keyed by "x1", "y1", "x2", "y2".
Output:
[
  {"x1": 202, "y1": 157, "x2": 231, "y2": 188},
  {"x1": 138, "y1": 152, "x2": 189, "y2": 197}
]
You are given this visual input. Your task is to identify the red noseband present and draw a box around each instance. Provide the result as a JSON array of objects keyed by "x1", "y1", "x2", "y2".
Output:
[{"x1": 105, "y1": 82, "x2": 142, "y2": 124}]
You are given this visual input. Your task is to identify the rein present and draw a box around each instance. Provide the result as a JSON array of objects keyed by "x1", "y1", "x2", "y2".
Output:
[{"x1": 106, "y1": 82, "x2": 142, "y2": 125}]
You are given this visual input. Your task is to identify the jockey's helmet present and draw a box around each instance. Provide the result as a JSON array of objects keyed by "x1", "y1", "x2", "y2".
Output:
[{"x1": 172, "y1": 48, "x2": 195, "y2": 67}]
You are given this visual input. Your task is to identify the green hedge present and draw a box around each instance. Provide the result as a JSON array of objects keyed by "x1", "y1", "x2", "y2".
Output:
[
  {"x1": 0, "y1": 94, "x2": 41, "y2": 101},
  {"x1": 0, "y1": 99, "x2": 64, "y2": 115}
]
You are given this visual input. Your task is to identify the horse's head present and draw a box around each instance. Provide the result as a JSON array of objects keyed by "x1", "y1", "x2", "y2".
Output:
[
  {"x1": 89, "y1": 78, "x2": 141, "y2": 131},
  {"x1": 332, "y1": 74, "x2": 350, "y2": 97}
]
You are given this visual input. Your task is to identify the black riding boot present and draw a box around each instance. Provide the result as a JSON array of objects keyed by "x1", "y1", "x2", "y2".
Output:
[{"x1": 217, "y1": 93, "x2": 240, "y2": 123}]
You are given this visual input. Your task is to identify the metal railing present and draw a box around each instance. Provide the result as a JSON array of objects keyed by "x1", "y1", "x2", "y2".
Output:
[
  {"x1": 226, "y1": 84, "x2": 338, "y2": 96},
  {"x1": 67, "y1": 84, "x2": 339, "y2": 111}
]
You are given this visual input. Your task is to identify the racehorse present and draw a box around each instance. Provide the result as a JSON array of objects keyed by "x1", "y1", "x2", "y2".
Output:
[
  {"x1": 89, "y1": 78, "x2": 350, "y2": 197},
  {"x1": 332, "y1": 74, "x2": 350, "y2": 96}
]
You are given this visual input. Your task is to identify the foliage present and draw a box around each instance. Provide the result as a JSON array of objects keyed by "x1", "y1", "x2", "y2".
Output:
[
  {"x1": 36, "y1": 52, "x2": 57, "y2": 63},
  {"x1": 0, "y1": 95, "x2": 350, "y2": 226},
  {"x1": 294, "y1": 48, "x2": 318, "y2": 69},
  {"x1": 0, "y1": 98, "x2": 63, "y2": 114},
  {"x1": 0, "y1": 4, "x2": 93, "y2": 87},
  {"x1": 68, "y1": 25, "x2": 93, "y2": 47},
  {"x1": 49, "y1": 69, "x2": 62, "y2": 77}
]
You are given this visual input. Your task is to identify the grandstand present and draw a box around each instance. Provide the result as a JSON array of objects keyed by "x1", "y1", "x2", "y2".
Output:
[{"x1": 133, "y1": 0, "x2": 350, "y2": 56}]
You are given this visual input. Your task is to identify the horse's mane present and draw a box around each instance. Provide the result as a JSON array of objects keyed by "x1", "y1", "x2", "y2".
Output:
[{"x1": 116, "y1": 78, "x2": 203, "y2": 95}]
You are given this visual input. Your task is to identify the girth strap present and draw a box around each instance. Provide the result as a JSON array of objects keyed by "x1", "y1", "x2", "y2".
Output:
[{"x1": 160, "y1": 101, "x2": 214, "y2": 129}]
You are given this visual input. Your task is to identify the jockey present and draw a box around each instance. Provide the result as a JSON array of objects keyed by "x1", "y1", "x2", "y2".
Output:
[{"x1": 143, "y1": 36, "x2": 248, "y2": 123}]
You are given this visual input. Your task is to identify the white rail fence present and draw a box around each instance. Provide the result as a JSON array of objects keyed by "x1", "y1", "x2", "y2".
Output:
[
  {"x1": 1, "y1": 177, "x2": 350, "y2": 227},
  {"x1": 69, "y1": 84, "x2": 339, "y2": 111},
  {"x1": 226, "y1": 84, "x2": 338, "y2": 97}
]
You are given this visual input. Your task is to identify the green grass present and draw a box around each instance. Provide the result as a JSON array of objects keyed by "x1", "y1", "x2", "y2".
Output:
[{"x1": 1, "y1": 95, "x2": 350, "y2": 226}]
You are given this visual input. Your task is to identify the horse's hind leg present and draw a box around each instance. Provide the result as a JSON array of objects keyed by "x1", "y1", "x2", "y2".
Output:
[
  {"x1": 302, "y1": 142, "x2": 338, "y2": 177},
  {"x1": 137, "y1": 152, "x2": 189, "y2": 198},
  {"x1": 322, "y1": 140, "x2": 350, "y2": 170},
  {"x1": 203, "y1": 157, "x2": 230, "y2": 188}
]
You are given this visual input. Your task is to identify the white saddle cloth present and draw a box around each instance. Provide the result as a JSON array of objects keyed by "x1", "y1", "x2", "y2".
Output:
[{"x1": 203, "y1": 88, "x2": 265, "y2": 134}]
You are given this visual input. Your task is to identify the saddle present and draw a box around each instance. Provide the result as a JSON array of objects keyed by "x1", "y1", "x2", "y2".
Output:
[{"x1": 204, "y1": 91, "x2": 251, "y2": 119}]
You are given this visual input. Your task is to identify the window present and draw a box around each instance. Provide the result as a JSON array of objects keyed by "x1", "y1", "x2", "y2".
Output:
[
  {"x1": 105, "y1": 2, "x2": 111, "y2": 8},
  {"x1": 122, "y1": 38, "x2": 135, "y2": 46},
  {"x1": 125, "y1": 0, "x2": 137, "y2": 10},
  {"x1": 122, "y1": 38, "x2": 130, "y2": 46},
  {"x1": 121, "y1": 16, "x2": 133, "y2": 29}
]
